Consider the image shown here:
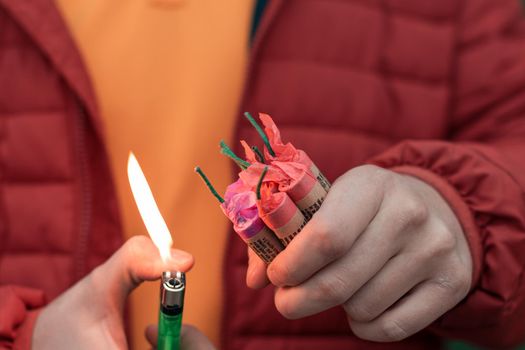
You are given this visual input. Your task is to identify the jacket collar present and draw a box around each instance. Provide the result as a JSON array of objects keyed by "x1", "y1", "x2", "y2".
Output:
[
  {"x1": 0, "y1": 0, "x2": 104, "y2": 139},
  {"x1": 238, "y1": 0, "x2": 284, "y2": 115},
  {"x1": 251, "y1": 0, "x2": 284, "y2": 64}
]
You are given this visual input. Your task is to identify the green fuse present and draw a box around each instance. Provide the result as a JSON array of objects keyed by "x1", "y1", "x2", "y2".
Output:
[{"x1": 158, "y1": 271, "x2": 186, "y2": 350}]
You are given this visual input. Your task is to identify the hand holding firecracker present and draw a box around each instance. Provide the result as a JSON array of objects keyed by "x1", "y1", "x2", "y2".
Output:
[
  {"x1": 198, "y1": 113, "x2": 473, "y2": 343},
  {"x1": 249, "y1": 167, "x2": 473, "y2": 342}
]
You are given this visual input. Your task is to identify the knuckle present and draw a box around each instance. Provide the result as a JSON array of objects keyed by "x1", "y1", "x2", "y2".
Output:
[
  {"x1": 395, "y1": 194, "x2": 428, "y2": 228},
  {"x1": 345, "y1": 301, "x2": 377, "y2": 323},
  {"x1": 337, "y1": 165, "x2": 389, "y2": 187},
  {"x1": 406, "y1": 198, "x2": 428, "y2": 224},
  {"x1": 311, "y1": 219, "x2": 345, "y2": 260},
  {"x1": 375, "y1": 167, "x2": 396, "y2": 187},
  {"x1": 268, "y1": 262, "x2": 296, "y2": 287},
  {"x1": 315, "y1": 276, "x2": 348, "y2": 305},
  {"x1": 432, "y1": 275, "x2": 457, "y2": 294},
  {"x1": 379, "y1": 319, "x2": 410, "y2": 342},
  {"x1": 364, "y1": 165, "x2": 394, "y2": 188},
  {"x1": 339, "y1": 164, "x2": 371, "y2": 179},
  {"x1": 434, "y1": 268, "x2": 471, "y2": 299},
  {"x1": 362, "y1": 164, "x2": 389, "y2": 178},
  {"x1": 425, "y1": 224, "x2": 456, "y2": 259}
]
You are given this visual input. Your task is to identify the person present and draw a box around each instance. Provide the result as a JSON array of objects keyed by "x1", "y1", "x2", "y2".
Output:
[{"x1": 1, "y1": 0, "x2": 525, "y2": 349}]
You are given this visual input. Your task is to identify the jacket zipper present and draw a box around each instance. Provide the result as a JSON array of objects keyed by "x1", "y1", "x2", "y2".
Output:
[{"x1": 73, "y1": 102, "x2": 92, "y2": 282}]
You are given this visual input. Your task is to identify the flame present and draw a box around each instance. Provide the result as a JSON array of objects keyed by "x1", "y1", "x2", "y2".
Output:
[{"x1": 127, "y1": 152, "x2": 173, "y2": 262}]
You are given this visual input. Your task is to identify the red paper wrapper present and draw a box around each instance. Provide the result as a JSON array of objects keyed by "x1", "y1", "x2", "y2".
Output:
[
  {"x1": 240, "y1": 161, "x2": 327, "y2": 220},
  {"x1": 259, "y1": 113, "x2": 331, "y2": 191},
  {"x1": 258, "y1": 183, "x2": 307, "y2": 246},
  {"x1": 272, "y1": 161, "x2": 327, "y2": 220},
  {"x1": 240, "y1": 140, "x2": 258, "y2": 163}
]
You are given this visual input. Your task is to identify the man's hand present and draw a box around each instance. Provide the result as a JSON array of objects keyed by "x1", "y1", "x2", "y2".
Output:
[
  {"x1": 32, "y1": 236, "x2": 210, "y2": 349},
  {"x1": 247, "y1": 165, "x2": 473, "y2": 342}
]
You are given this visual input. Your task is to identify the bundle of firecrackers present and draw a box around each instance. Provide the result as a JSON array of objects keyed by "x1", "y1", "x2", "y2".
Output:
[{"x1": 196, "y1": 113, "x2": 331, "y2": 263}]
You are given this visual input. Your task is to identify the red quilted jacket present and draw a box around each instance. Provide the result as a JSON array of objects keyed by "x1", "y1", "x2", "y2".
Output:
[{"x1": 2, "y1": 0, "x2": 525, "y2": 349}]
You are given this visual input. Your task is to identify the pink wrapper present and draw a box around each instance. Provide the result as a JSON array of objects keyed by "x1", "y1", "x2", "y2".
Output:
[
  {"x1": 238, "y1": 162, "x2": 287, "y2": 188},
  {"x1": 221, "y1": 180, "x2": 283, "y2": 263}
]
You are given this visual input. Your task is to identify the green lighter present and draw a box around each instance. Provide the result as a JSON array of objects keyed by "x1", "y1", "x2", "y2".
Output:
[{"x1": 158, "y1": 271, "x2": 186, "y2": 350}]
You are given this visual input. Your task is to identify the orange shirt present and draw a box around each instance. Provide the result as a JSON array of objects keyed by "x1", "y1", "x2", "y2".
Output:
[{"x1": 55, "y1": 0, "x2": 254, "y2": 348}]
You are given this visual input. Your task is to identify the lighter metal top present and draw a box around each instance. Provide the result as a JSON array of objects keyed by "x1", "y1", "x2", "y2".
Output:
[{"x1": 161, "y1": 271, "x2": 186, "y2": 310}]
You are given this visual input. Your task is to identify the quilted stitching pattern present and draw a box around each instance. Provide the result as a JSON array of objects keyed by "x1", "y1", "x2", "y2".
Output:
[
  {"x1": 0, "y1": 8, "x2": 77, "y2": 300},
  {"x1": 246, "y1": 0, "x2": 456, "y2": 140}
]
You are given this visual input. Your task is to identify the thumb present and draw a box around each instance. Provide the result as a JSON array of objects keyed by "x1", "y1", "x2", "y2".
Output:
[
  {"x1": 145, "y1": 324, "x2": 216, "y2": 350},
  {"x1": 91, "y1": 235, "x2": 194, "y2": 308}
]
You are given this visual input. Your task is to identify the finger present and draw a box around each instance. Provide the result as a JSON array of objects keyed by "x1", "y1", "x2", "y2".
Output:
[
  {"x1": 268, "y1": 167, "x2": 386, "y2": 287},
  {"x1": 145, "y1": 324, "x2": 158, "y2": 347},
  {"x1": 145, "y1": 324, "x2": 216, "y2": 350},
  {"x1": 246, "y1": 248, "x2": 270, "y2": 289},
  {"x1": 93, "y1": 235, "x2": 194, "y2": 302},
  {"x1": 350, "y1": 278, "x2": 468, "y2": 342},
  {"x1": 180, "y1": 325, "x2": 216, "y2": 350},
  {"x1": 343, "y1": 251, "x2": 428, "y2": 323},
  {"x1": 272, "y1": 200, "x2": 409, "y2": 319}
]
